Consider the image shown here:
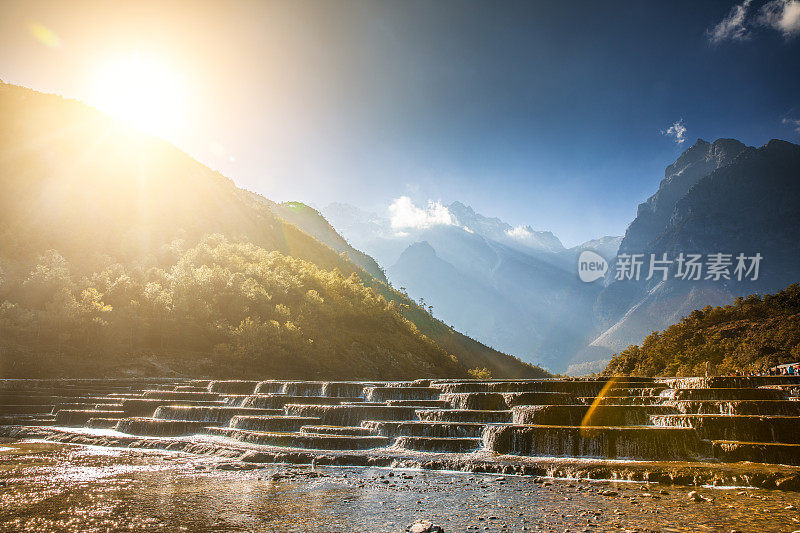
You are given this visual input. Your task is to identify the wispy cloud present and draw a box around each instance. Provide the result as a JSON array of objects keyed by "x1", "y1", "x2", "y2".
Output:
[
  {"x1": 661, "y1": 119, "x2": 687, "y2": 144},
  {"x1": 707, "y1": 0, "x2": 753, "y2": 43},
  {"x1": 389, "y1": 196, "x2": 456, "y2": 231},
  {"x1": 783, "y1": 117, "x2": 800, "y2": 133},
  {"x1": 707, "y1": 0, "x2": 800, "y2": 43},
  {"x1": 759, "y1": 0, "x2": 800, "y2": 38}
]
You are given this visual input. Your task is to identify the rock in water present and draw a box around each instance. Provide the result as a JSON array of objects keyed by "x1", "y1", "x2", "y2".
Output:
[
  {"x1": 409, "y1": 520, "x2": 445, "y2": 533},
  {"x1": 687, "y1": 490, "x2": 711, "y2": 502}
]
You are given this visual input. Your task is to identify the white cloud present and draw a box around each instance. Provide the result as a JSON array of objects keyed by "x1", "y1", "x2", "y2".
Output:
[
  {"x1": 661, "y1": 119, "x2": 687, "y2": 144},
  {"x1": 389, "y1": 196, "x2": 456, "y2": 231},
  {"x1": 783, "y1": 117, "x2": 800, "y2": 132},
  {"x1": 505, "y1": 225, "x2": 534, "y2": 240},
  {"x1": 707, "y1": 0, "x2": 800, "y2": 43},
  {"x1": 707, "y1": 0, "x2": 753, "y2": 43},
  {"x1": 759, "y1": 0, "x2": 800, "y2": 38}
]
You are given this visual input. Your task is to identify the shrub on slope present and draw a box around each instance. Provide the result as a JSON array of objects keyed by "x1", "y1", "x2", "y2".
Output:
[{"x1": 603, "y1": 284, "x2": 800, "y2": 376}]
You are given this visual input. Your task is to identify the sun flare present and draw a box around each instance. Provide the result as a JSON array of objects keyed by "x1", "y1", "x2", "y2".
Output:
[{"x1": 89, "y1": 52, "x2": 187, "y2": 139}]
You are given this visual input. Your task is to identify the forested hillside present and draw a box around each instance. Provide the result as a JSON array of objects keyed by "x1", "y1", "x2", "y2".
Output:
[
  {"x1": 603, "y1": 284, "x2": 800, "y2": 376},
  {"x1": 263, "y1": 200, "x2": 388, "y2": 283},
  {"x1": 0, "y1": 82, "x2": 544, "y2": 379}
]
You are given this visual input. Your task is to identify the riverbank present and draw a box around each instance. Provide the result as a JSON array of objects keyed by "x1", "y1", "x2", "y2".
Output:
[{"x1": 1, "y1": 439, "x2": 799, "y2": 532}]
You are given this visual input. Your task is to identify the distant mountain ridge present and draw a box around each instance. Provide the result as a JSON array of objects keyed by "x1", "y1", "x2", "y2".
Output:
[
  {"x1": 447, "y1": 201, "x2": 565, "y2": 254},
  {"x1": 264, "y1": 200, "x2": 544, "y2": 379}
]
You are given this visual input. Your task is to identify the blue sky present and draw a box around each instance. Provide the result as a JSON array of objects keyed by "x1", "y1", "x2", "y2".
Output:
[{"x1": 1, "y1": 0, "x2": 799, "y2": 246}]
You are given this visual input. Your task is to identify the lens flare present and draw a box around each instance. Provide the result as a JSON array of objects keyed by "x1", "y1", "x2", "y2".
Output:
[
  {"x1": 26, "y1": 20, "x2": 61, "y2": 48},
  {"x1": 580, "y1": 375, "x2": 622, "y2": 436}
]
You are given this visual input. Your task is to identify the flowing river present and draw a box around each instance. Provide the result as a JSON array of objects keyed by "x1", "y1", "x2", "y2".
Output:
[{"x1": 2, "y1": 439, "x2": 799, "y2": 532}]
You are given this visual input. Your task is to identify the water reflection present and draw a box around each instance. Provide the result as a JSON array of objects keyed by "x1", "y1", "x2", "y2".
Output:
[{"x1": 1, "y1": 440, "x2": 799, "y2": 532}]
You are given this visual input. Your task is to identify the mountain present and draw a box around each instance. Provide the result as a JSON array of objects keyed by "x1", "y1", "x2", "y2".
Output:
[
  {"x1": 446, "y1": 201, "x2": 565, "y2": 254},
  {"x1": 324, "y1": 138, "x2": 800, "y2": 375},
  {"x1": 265, "y1": 201, "x2": 543, "y2": 379},
  {"x1": 0, "y1": 82, "x2": 543, "y2": 379},
  {"x1": 603, "y1": 284, "x2": 800, "y2": 376},
  {"x1": 617, "y1": 138, "x2": 747, "y2": 256},
  {"x1": 581, "y1": 138, "x2": 800, "y2": 375},
  {"x1": 323, "y1": 201, "x2": 568, "y2": 266},
  {"x1": 569, "y1": 236, "x2": 623, "y2": 260},
  {"x1": 323, "y1": 202, "x2": 410, "y2": 267},
  {"x1": 591, "y1": 138, "x2": 748, "y2": 332},
  {"x1": 324, "y1": 201, "x2": 616, "y2": 371}
]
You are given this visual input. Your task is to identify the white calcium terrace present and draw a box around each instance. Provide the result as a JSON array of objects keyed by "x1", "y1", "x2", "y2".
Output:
[{"x1": 2, "y1": 376, "x2": 800, "y2": 490}]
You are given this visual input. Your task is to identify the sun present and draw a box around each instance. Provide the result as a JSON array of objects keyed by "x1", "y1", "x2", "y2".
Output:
[{"x1": 89, "y1": 52, "x2": 187, "y2": 139}]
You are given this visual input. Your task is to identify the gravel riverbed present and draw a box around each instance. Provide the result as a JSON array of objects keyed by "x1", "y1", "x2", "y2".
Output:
[{"x1": 1, "y1": 439, "x2": 799, "y2": 532}]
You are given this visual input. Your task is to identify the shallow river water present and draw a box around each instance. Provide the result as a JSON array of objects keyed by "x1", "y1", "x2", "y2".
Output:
[{"x1": 1, "y1": 439, "x2": 799, "y2": 532}]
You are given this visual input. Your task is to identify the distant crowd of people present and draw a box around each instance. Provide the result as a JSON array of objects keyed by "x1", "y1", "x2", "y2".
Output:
[
  {"x1": 705, "y1": 360, "x2": 800, "y2": 376},
  {"x1": 768, "y1": 363, "x2": 800, "y2": 376}
]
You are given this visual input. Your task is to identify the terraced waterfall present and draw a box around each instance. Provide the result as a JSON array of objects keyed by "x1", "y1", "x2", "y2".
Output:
[{"x1": 2, "y1": 376, "x2": 800, "y2": 490}]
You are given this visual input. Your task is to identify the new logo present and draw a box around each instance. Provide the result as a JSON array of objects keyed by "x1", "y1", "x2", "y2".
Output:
[{"x1": 578, "y1": 250, "x2": 608, "y2": 282}]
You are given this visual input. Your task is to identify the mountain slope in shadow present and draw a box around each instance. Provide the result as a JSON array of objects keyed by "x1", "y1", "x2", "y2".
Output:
[{"x1": 580, "y1": 139, "x2": 800, "y2": 374}]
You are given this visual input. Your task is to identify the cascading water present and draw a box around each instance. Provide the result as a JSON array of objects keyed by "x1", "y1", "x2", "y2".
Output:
[
  {"x1": 415, "y1": 409, "x2": 512, "y2": 424},
  {"x1": 363, "y1": 387, "x2": 440, "y2": 402},
  {"x1": 483, "y1": 425, "x2": 702, "y2": 460},
  {"x1": 7, "y1": 375, "x2": 799, "y2": 471},
  {"x1": 115, "y1": 418, "x2": 211, "y2": 437},
  {"x1": 206, "y1": 381, "x2": 260, "y2": 395},
  {"x1": 228, "y1": 415, "x2": 322, "y2": 432},
  {"x1": 284, "y1": 404, "x2": 420, "y2": 426},
  {"x1": 362, "y1": 420, "x2": 486, "y2": 438},
  {"x1": 153, "y1": 406, "x2": 281, "y2": 424}
]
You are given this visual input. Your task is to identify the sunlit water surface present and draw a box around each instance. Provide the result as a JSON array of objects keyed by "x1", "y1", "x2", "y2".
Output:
[{"x1": 1, "y1": 439, "x2": 799, "y2": 532}]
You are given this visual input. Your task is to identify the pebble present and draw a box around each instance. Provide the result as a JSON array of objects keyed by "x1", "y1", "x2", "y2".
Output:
[{"x1": 408, "y1": 520, "x2": 444, "y2": 533}]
